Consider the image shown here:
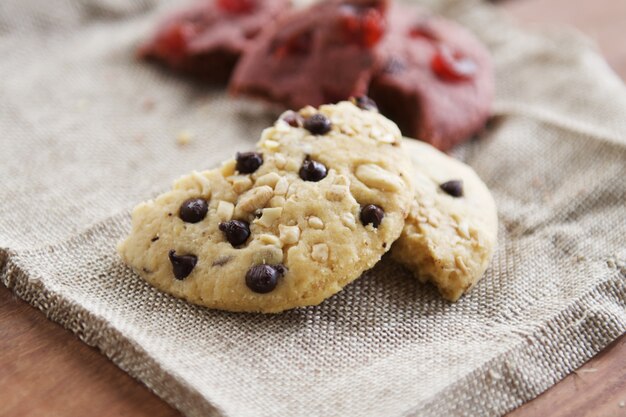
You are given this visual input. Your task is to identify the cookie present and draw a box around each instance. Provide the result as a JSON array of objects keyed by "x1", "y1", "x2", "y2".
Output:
[
  {"x1": 118, "y1": 101, "x2": 414, "y2": 312},
  {"x1": 391, "y1": 139, "x2": 498, "y2": 301},
  {"x1": 229, "y1": 0, "x2": 387, "y2": 109},
  {"x1": 369, "y1": 3, "x2": 494, "y2": 151},
  {"x1": 139, "y1": 0, "x2": 290, "y2": 83}
]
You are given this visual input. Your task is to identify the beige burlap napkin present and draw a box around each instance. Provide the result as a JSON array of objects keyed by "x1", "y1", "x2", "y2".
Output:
[{"x1": 1, "y1": 1, "x2": 625, "y2": 416}]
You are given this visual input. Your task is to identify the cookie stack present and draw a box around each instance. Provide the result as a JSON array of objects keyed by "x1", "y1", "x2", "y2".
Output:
[
  {"x1": 118, "y1": 100, "x2": 498, "y2": 312},
  {"x1": 140, "y1": 0, "x2": 494, "y2": 151}
]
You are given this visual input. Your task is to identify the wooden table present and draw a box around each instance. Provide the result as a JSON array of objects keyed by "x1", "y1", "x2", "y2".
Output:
[{"x1": 1, "y1": 0, "x2": 625, "y2": 416}]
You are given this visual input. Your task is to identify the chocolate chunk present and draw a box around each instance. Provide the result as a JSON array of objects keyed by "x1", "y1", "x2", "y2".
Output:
[
  {"x1": 151, "y1": 236, "x2": 160, "y2": 242},
  {"x1": 179, "y1": 198, "x2": 209, "y2": 223},
  {"x1": 168, "y1": 250, "x2": 197, "y2": 280},
  {"x1": 440, "y1": 180, "x2": 463, "y2": 197},
  {"x1": 353, "y1": 96, "x2": 378, "y2": 112},
  {"x1": 299, "y1": 158, "x2": 328, "y2": 182},
  {"x1": 360, "y1": 204, "x2": 384, "y2": 228},
  {"x1": 236, "y1": 151, "x2": 263, "y2": 174},
  {"x1": 245, "y1": 264, "x2": 286, "y2": 293},
  {"x1": 280, "y1": 110, "x2": 303, "y2": 127},
  {"x1": 303, "y1": 113, "x2": 332, "y2": 135},
  {"x1": 178, "y1": 198, "x2": 209, "y2": 223},
  {"x1": 219, "y1": 220, "x2": 251, "y2": 246}
]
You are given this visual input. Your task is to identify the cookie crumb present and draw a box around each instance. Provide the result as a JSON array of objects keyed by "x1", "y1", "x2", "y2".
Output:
[{"x1": 176, "y1": 130, "x2": 193, "y2": 146}]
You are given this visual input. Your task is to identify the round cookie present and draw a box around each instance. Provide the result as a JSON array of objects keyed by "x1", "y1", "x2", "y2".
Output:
[
  {"x1": 391, "y1": 140, "x2": 498, "y2": 301},
  {"x1": 139, "y1": 0, "x2": 291, "y2": 83},
  {"x1": 118, "y1": 101, "x2": 414, "y2": 313},
  {"x1": 369, "y1": 3, "x2": 494, "y2": 151}
]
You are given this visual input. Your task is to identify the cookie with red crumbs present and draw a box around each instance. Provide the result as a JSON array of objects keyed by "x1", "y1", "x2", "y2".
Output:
[
  {"x1": 139, "y1": 0, "x2": 290, "y2": 83},
  {"x1": 229, "y1": 0, "x2": 388, "y2": 109},
  {"x1": 369, "y1": 3, "x2": 494, "y2": 150},
  {"x1": 118, "y1": 101, "x2": 414, "y2": 312}
]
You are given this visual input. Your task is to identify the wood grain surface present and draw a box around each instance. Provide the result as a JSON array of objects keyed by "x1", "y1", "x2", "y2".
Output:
[{"x1": 1, "y1": 0, "x2": 625, "y2": 416}]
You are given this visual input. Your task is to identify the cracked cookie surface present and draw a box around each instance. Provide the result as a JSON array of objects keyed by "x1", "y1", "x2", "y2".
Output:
[
  {"x1": 118, "y1": 101, "x2": 414, "y2": 312},
  {"x1": 391, "y1": 140, "x2": 498, "y2": 301}
]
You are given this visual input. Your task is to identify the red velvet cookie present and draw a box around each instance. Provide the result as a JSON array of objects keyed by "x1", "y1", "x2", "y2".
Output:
[
  {"x1": 139, "y1": 0, "x2": 290, "y2": 83},
  {"x1": 229, "y1": 0, "x2": 388, "y2": 109},
  {"x1": 369, "y1": 3, "x2": 494, "y2": 151}
]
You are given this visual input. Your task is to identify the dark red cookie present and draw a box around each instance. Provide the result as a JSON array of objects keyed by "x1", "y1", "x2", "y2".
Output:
[
  {"x1": 139, "y1": 0, "x2": 290, "y2": 83},
  {"x1": 369, "y1": 4, "x2": 494, "y2": 151},
  {"x1": 229, "y1": 0, "x2": 388, "y2": 109}
]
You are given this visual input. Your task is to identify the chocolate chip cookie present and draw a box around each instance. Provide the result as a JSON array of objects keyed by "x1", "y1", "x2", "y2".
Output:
[
  {"x1": 391, "y1": 140, "x2": 498, "y2": 301},
  {"x1": 118, "y1": 101, "x2": 414, "y2": 312}
]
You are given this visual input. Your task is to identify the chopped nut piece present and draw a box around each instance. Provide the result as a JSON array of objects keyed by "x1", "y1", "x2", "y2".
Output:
[
  {"x1": 255, "y1": 207, "x2": 283, "y2": 227},
  {"x1": 258, "y1": 234, "x2": 282, "y2": 247},
  {"x1": 457, "y1": 220, "x2": 470, "y2": 239},
  {"x1": 252, "y1": 245, "x2": 284, "y2": 264},
  {"x1": 355, "y1": 164, "x2": 404, "y2": 191},
  {"x1": 274, "y1": 153, "x2": 287, "y2": 169},
  {"x1": 262, "y1": 139, "x2": 280, "y2": 150},
  {"x1": 279, "y1": 225, "x2": 300, "y2": 245},
  {"x1": 221, "y1": 159, "x2": 237, "y2": 177},
  {"x1": 173, "y1": 171, "x2": 212, "y2": 197},
  {"x1": 341, "y1": 213, "x2": 356, "y2": 230},
  {"x1": 235, "y1": 185, "x2": 273, "y2": 216},
  {"x1": 274, "y1": 176, "x2": 289, "y2": 195},
  {"x1": 216, "y1": 201, "x2": 234, "y2": 221},
  {"x1": 228, "y1": 175, "x2": 253, "y2": 194},
  {"x1": 311, "y1": 243, "x2": 329, "y2": 263},
  {"x1": 308, "y1": 216, "x2": 324, "y2": 229},
  {"x1": 326, "y1": 185, "x2": 348, "y2": 201},
  {"x1": 269, "y1": 196, "x2": 286, "y2": 207},
  {"x1": 255, "y1": 172, "x2": 281, "y2": 188}
]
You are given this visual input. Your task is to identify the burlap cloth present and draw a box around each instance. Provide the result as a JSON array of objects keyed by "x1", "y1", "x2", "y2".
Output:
[{"x1": 1, "y1": 0, "x2": 625, "y2": 416}]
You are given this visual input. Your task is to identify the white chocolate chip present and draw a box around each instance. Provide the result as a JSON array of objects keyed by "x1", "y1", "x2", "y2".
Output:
[
  {"x1": 235, "y1": 185, "x2": 273, "y2": 216},
  {"x1": 216, "y1": 201, "x2": 234, "y2": 221},
  {"x1": 220, "y1": 159, "x2": 237, "y2": 177},
  {"x1": 274, "y1": 153, "x2": 287, "y2": 169},
  {"x1": 326, "y1": 185, "x2": 348, "y2": 201},
  {"x1": 341, "y1": 213, "x2": 356, "y2": 230},
  {"x1": 228, "y1": 175, "x2": 253, "y2": 194},
  {"x1": 355, "y1": 164, "x2": 404, "y2": 192},
  {"x1": 274, "y1": 119, "x2": 291, "y2": 132},
  {"x1": 255, "y1": 172, "x2": 281, "y2": 188},
  {"x1": 255, "y1": 207, "x2": 283, "y2": 227},
  {"x1": 299, "y1": 105, "x2": 316, "y2": 118},
  {"x1": 279, "y1": 225, "x2": 300, "y2": 245},
  {"x1": 274, "y1": 176, "x2": 289, "y2": 195},
  {"x1": 308, "y1": 216, "x2": 324, "y2": 229},
  {"x1": 311, "y1": 243, "x2": 329, "y2": 263}
]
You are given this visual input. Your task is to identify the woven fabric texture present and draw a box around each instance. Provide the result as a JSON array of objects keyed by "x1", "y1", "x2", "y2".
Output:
[{"x1": 1, "y1": 1, "x2": 625, "y2": 416}]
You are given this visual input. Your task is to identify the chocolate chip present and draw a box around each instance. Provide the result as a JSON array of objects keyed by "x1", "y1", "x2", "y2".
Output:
[
  {"x1": 303, "y1": 113, "x2": 332, "y2": 135},
  {"x1": 219, "y1": 220, "x2": 251, "y2": 246},
  {"x1": 151, "y1": 236, "x2": 159, "y2": 242},
  {"x1": 280, "y1": 110, "x2": 303, "y2": 127},
  {"x1": 440, "y1": 180, "x2": 463, "y2": 197},
  {"x1": 299, "y1": 158, "x2": 328, "y2": 182},
  {"x1": 236, "y1": 152, "x2": 263, "y2": 174},
  {"x1": 360, "y1": 204, "x2": 384, "y2": 228},
  {"x1": 179, "y1": 198, "x2": 208, "y2": 223},
  {"x1": 353, "y1": 96, "x2": 378, "y2": 112},
  {"x1": 168, "y1": 250, "x2": 197, "y2": 280},
  {"x1": 245, "y1": 264, "x2": 286, "y2": 293}
]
